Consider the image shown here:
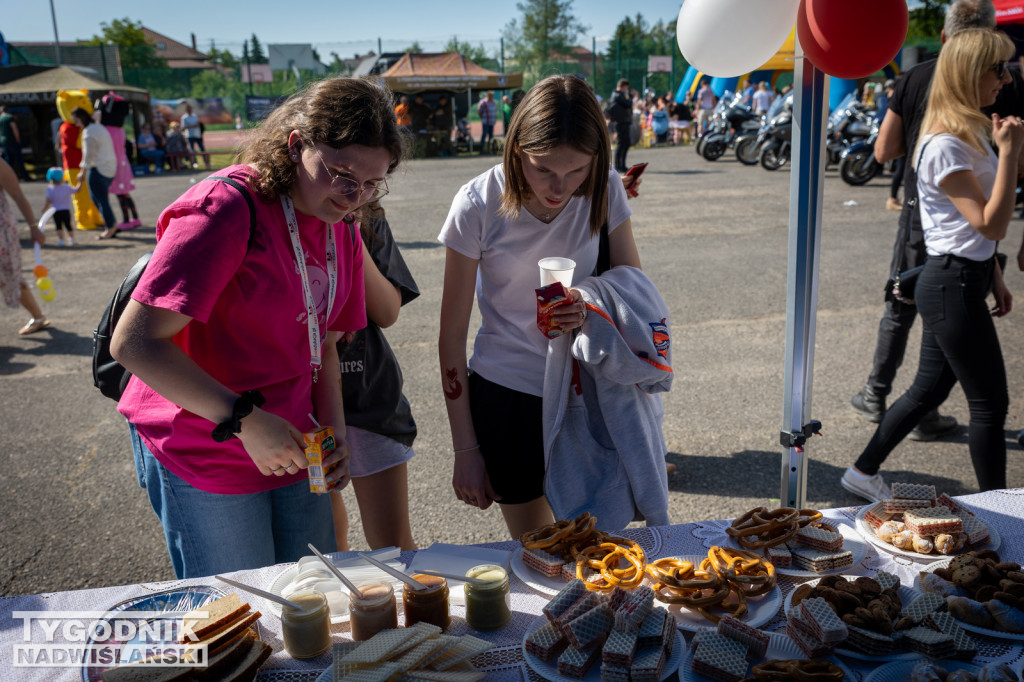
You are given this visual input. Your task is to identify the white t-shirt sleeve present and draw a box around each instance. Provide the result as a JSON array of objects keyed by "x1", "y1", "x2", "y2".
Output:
[
  {"x1": 438, "y1": 182, "x2": 486, "y2": 260},
  {"x1": 607, "y1": 168, "x2": 633, "y2": 233},
  {"x1": 918, "y1": 135, "x2": 974, "y2": 188}
]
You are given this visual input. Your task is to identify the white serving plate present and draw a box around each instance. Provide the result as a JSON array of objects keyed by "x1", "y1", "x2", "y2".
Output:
[
  {"x1": 679, "y1": 631, "x2": 852, "y2": 681},
  {"x1": 658, "y1": 555, "x2": 783, "y2": 632},
  {"x1": 854, "y1": 504, "x2": 1000, "y2": 562},
  {"x1": 268, "y1": 556, "x2": 408, "y2": 624},
  {"x1": 782, "y1": 577, "x2": 921, "y2": 663},
  {"x1": 522, "y1": 614, "x2": 683, "y2": 682},
  {"x1": 724, "y1": 522, "x2": 868, "y2": 577},
  {"x1": 917, "y1": 557, "x2": 1024, "y2": 641},
  {"x1": 510, "y1": 546, "x2": 572, "y2": 596},
  {"x1": 864, "y1": 659, "x2": 981, "y2": 682}
]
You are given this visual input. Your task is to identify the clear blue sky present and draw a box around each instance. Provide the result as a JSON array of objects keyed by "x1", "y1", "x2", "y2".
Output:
[{"x1": 13, "y1": 1, "x2": 686, "y2": 58}]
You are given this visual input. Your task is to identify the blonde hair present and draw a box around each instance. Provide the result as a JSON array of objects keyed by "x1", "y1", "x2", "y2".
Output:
[
  {"x1": 500, "y1": 75, "x2": 610, "y2": 236},
  {"x1": 917, "y1": 28, "x2": 1014, "y2": 157}
]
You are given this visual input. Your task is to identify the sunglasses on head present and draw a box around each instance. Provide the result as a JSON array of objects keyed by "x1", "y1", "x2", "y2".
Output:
[{"x1": 993, "y1": 61, "x2": 1010, "y2": 80}]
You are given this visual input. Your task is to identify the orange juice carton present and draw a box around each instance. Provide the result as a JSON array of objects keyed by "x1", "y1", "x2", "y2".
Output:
[
  {"x1": 536, "y1": 282, "x2": 571, "y2": 339},
  {"x1": 303, "y1": 426, "x2": 337, "y2": 493}
]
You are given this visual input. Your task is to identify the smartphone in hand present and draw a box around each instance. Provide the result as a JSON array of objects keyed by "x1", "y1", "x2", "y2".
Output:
[{"x1": 623, "y1": 162, "x2": 648, "y2": 197}]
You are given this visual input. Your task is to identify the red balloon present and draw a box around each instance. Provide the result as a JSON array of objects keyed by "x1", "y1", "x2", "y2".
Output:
[{"x1": 798, "y1": 0, "x2": 909, "y2": 79}]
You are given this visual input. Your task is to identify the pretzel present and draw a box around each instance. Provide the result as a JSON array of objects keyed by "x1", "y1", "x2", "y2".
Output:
[
  {"x1": 576, "y1": 540, "x2": 645, "y2": 591},
  {"x1": 750, "y1": 660, "x2": 798, "y2": 681},
  {"x1": 562, "y1": 512, "x2": 597, "y2": 545},
  {"x1": 697, "y1": 583, "x2": 748, "y2": 623},
  {"x1": 795, "y1": 509, "x2": 824, "y2": 527},
  {"x1": 651, "y1": 574, "x2": 731, "y2": 607},
  {"x1": 788, "y1": 661, "x2": 845, "y2": 682},
  {"x1": 727, "y1": 506, "x2": 801, "y2": 549},
  {"x1": 706, "y1": 546, "x2": 777, "y2": 597},
  {"x1": 520, "y1": 518, "x2": 576, "y2": 550}
]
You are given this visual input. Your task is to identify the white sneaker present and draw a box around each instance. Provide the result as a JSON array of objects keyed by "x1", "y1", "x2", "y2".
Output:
[
  {"x1": 56, "y1": 239, "x2": 66, "y2": 247},
  {"x1": 841, "y1": 467, "x2": 891, "y2": 503}
]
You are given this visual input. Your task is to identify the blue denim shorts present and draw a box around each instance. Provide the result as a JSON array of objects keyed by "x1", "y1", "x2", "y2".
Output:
[{"x1": 130, "y1": 424, "x2": 336, "y2": 578}]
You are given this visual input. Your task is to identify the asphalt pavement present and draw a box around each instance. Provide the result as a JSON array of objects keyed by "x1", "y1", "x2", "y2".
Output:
[{"x1": 3, "y1": 143, "x2": 1024, "y2": 598}]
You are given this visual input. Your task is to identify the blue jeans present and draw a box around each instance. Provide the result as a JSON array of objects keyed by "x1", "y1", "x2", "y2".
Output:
[
  {"x1": 130, "y1": 424, "x2": 336, "y2": 578},
  {"x1": 139, "y1": 148, "x2": 165, "y2": 172},
  {"x1": 854, "y1": 255, "x2": 1007, "y2": 490},
  {"x1": 480, "y1": 123, "x2": 494, "y2": 150},
  {"x1": 87, "y1": 168, "x2": 116, "y2": 229}
]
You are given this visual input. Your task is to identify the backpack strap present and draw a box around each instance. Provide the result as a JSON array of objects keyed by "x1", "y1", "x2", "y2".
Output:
[{"x1": 206, "y1": 175, "x2": 257, "y2": 250}]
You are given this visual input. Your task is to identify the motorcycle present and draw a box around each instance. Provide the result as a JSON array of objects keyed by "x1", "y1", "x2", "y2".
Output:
[
  {"x1": 826, "y1": 93, "x2": 876, "y2": 166},
  {"x1": 839, "y1": 118, "x2": 882, "y2": 185},
  {"x1": 736, "y1": 91, "x2": 788, "y2": 166},
  {"x1": 757, "y1": 91, "x2": 794, "y2": 171},
  {"x1": 700, "y1": 92, "x2": 761, "y2": 161},
  {"x1": 695, "y1": 91, "x2": 733, "y2": 158}
]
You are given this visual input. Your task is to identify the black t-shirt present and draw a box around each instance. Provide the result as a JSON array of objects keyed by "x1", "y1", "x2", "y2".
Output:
[
  {"x1": 337, "y1": 216, "x2": 419, "y2": 446},
  {"x1": 891, "y1": 58, "x2": 1024, "y2": 189}
]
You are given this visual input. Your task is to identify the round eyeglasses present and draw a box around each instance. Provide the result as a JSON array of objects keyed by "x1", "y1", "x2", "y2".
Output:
[{"x1": 311, "y1": 145, "x2": 389, "y2": 201}]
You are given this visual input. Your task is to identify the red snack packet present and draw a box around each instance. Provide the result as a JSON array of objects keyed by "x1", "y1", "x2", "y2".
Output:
[{"x1": 536, "y1": 282, "x2": 571, "y2": 339}]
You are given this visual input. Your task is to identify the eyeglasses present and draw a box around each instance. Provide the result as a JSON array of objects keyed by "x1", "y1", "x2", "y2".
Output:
[
  {"x1": 993, "y1": 61, "x2": 1010, "y2": 80},
  {"x1": 310, "y1": 145, "x2": 389, "y2": 201}
]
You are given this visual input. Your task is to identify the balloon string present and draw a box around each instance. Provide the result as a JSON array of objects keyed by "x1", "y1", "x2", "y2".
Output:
[{"x1": 33, "y1": 243, "x2": 42, "y2": 266}]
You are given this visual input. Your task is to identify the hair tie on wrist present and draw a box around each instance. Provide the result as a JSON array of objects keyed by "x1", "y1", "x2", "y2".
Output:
[
  {"x1": 212, "y1": 390, "x2": 266, "y2": 442},
  {"x1": 454, "y1": 445, "x2": 479, "y2": 454}
]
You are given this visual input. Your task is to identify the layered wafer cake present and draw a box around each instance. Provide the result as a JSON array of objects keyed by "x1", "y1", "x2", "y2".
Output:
[
  {"x1": 689, "y1": 632, "x2": 748, "y2": 682},
  {"x1": 522, "y1": 546, "x2": 569, "y2": 577},
  {"x1": 789, "y1": 545, "x2": 854, "y2": 573},
  {"x1": 795, "y1": 525, "x2": 844, "y2": 552},
  {"x1": 903, "y1": 507, "x2": 964, "y2": 536},
  {"x1": 891, "y1": 482, "x2": 937, "y2": 500},
  {"x1": 716, "y1": 615, "x2": 769, "y2": 661}
]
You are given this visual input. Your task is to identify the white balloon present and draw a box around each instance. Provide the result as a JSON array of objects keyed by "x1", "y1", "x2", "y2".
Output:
[
  {"x1": 37, "y1": 206, "x2": 57, "y2": 230},
  {"x1": 677, "y1": 0, "x2": 800, "y2": 78}
]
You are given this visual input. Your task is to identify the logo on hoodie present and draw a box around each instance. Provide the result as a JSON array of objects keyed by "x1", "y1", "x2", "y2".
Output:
[{"x1": 649, "y1": 319, "x2": 670, "y2": 359}]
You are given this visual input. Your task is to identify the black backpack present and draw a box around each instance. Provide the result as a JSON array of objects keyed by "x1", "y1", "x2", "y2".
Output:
[{"x1": 92, "y1": 176, "x2": 258, "y2": 401}]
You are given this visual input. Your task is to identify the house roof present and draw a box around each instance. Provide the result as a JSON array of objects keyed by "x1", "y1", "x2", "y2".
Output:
[
  {"x1": 379, "y1": 51, "x2": 522, "y2": 92},
  {"x1": 141, "y1": 27, "x2": 208, "y2": 63},
  {"x1": 0, "y1": 65, "x2": 149, "y2": 105}
]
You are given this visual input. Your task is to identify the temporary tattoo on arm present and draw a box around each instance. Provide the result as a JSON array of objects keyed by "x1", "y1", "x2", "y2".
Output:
[{"x1": 444, "y1": 367, "x2": 463, "y2": 400}]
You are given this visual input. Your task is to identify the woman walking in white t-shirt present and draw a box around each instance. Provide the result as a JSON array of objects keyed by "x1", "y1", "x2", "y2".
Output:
[
  {"x1": 843, "y1": 29, "x2": 1023, "y2": 501},
  {"x1": 438, "y1": 75, "x2": 642, "y2": 537}
]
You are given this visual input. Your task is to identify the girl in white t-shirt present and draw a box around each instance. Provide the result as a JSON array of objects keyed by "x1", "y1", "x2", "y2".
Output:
[
  {"x1": 438, "y1": 75, "x2": 642, "y2": 538},
  {"x1": 845, "y1": 29, "x2": 1023, "y2": 501}
]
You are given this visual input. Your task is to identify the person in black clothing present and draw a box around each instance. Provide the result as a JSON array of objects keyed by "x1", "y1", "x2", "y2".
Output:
[
  {"x1": 409, "y1": 94, "x2": 431, "y2": 133},
  {"x1": 849, "y1": 0, "x2": 1024, "y2": 442},
  {"x1": 609, "y1": 79, "x2": 633, "y2": 173}
]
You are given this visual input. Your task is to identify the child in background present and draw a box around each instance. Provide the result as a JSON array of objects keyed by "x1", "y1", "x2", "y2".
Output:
[
  {"x1": 332, "y1": 204, "x2": 418, "y2": 551},
  {"x1": 41, "y1": 167, "x2": 81, "y2": 246},
  {"x1": 116, "y1": 193, "x2": 141, "y2": 230}
]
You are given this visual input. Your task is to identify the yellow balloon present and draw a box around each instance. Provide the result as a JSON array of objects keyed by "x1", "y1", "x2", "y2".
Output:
[
  {"x1": 40, "y1": 289, "x2": 56, "y2": 302},
  {"x1": 36, "y1": 276, "x2": 53, "y2": 290}
]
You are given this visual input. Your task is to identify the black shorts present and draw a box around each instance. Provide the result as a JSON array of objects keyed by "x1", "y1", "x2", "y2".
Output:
[
  {"x1": 468, "y1": 371, "x2": 545, "y2": 504},
  {"x1": 53, "y1": 209, "x2": 71, "y2": 232}
]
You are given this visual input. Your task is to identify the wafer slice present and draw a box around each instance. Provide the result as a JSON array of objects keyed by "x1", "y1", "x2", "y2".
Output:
[
  {"x1": 558, "y1": 643, "x2": 600, "y2": 679},
  {"x1": 391, "y1": 639, "x2": 451, "y2": 672},
  {"x1": 789, "y1": 545, "x2": 854, "y2": 573},
  {"x1": 689, "y1": 632, "x2": 747, "y2": 682},
  {"x1": 400, "y1": 672, "x2": 485, "y2": 682},
  {"x1": 892, "y1": 482, "x2": 937, "y2": 500},
  {"x1": 902, "y1": 593, "x2": 946, "y2": 623},
  {"x1": 629, "y1": 645, "x2": 665, "y2": 682},
  {"x1": 637, "y1": 608, "x2": 673, "y2": 651},
  {"x1": 600, "y1": 662, "x2": 631, "y2": 681},
  {"x1": 525, "y1": 621, "x2": 569, "y2": 662},
  {"x1": 798, "y1": 598, "x2": 849, "y2": 644},
  {"x1": 556, "y1": 592, "x2": 600, "y2": 636},
  {"x1": 874, "y1": 571, "x2": 900, "y2": 591},
  {"x1": 544, "y1": 579, "x2": 587, "y2": 622},
  {"x1": 764, "y1": 544, "x2": 791, "y2": 569},
  {"x1": 414, "y1": 635, "x2": 461, "y2": 670},
  {"x1": 844, "y1": 624, "x2": 894, "y2": 656},
  {"x1": 883, "y1": 498, "x2": 935, "y2": 513},
  {"x1": 601, "y1": 628, "x2": 638, "y2": 667},
  {"x1": 429, "y1": 635, "x2": 492, "y2": 670},
  {"x1": 338, "y1": 663, "x2": 402, "y2": 682},
  {"x1": 389, "y1": 622, "x2": 443, "y2": 660},
  {"x1": 341, "y1": 628, "x2": 422, "y2": 665},
  {"x1": 904, "y1": 507, "x2": 963, "y2": 536},
  {"x1": 717, "y1": 614, "x2": 769, "y2": 660},
  {"x1": 566, "y1": 604, "x2": 614, "y2": 650},
  {"x1": 902, "y1": 626, "x2": 953, "y2": 658},
  {"x1": 521, "y1": 546, "x2": 566, "y2": 577},
  {"x1": 863, "y1": 503, "x2": 893, "y2": 529},
  {"x1": 795, "y1": 525, "x2": 844, "y2": 552},
  {"x1": 613, "y1": 585, "x2": 653, "y2": 632}
]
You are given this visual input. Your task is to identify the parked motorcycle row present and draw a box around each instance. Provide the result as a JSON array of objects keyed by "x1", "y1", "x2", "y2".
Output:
[{"x1": 695, "y1": 90, "x2": 885, "y2": 186}]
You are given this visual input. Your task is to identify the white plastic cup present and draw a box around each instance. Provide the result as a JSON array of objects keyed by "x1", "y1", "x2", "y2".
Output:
[{"x1": 538, "y1": 257, "x2": 576, "y2": 287}]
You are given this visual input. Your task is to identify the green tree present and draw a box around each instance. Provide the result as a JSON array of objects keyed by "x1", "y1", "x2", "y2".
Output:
[
  {"x1": 503, "y1": 0, "x2": 587, "y2": 79},
  {"x1": 84, "y1": 17, "x2": 166, "y2": 69},
  {"x1": 600, "y1": 13, "x2": 682, "y2": 96},
  {"x1": 442, "y1": 37, "x2": 491, "y2": 64},
  {"x1": 907, "y1": 0, "x2": 951, "y2": 41},
  {"x1": 249, "y1": 34, "x2": 268, "y2": 64},
  {"x1": 403, "y1": 41, "x2": 424, "y2": 53},
  {"x1": 207, "y1": 46, "x2": 238, "y2": 69}
]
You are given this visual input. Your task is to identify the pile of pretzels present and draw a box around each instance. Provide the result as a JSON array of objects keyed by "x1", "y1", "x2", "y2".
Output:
[
  {"x1": 519, "y1": 512, "x2": 603, "y2": 560},
  {"x1": 740, "y1": 659, "x2": 845, "y2": 682},
  {"x1": 647, "y1": 546, "x2": 777, "y2": 623},
  {"x1": 726, "y1": 507, "x2": 833, "y2": 549}
]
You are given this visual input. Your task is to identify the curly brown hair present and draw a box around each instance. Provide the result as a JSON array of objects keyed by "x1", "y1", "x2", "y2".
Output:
[
  {"x1": 500, "y1": 75, "x2": 610, "y2": 236},
  {"x1": 240, "y1": 77, "x2": 406, "y2": 210}
]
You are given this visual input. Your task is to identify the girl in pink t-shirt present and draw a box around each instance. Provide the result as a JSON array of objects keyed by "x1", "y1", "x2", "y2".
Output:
[{"x1": 112, "y1": 78, "x2": 406, "y2": 578}]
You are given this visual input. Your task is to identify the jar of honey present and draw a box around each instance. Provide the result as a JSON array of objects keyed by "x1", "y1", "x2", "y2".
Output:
[
  {"x1": 281, "y1": 590, "x2": 331, "y2": 659},
  {"x1": 402, "y1": 574, "x2": 450, "y2": 630},
  {"x1": 464, "y1": 564, "x2": 511, "y2": 630},
  {"x1": 347, "y1": 580, "x2": 397, "y2": 641}
]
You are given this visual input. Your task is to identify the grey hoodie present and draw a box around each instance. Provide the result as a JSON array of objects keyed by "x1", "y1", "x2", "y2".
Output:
[{"x1": 542, "y1": 266, "x2": 672, "y2": 530}]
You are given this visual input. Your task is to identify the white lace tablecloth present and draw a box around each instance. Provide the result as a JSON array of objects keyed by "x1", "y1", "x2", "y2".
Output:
[{"x1": 2, "y1": 488, "x2": 1023, "y2": 681}]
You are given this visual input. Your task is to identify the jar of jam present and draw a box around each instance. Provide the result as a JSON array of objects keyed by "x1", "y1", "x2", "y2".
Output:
[
  {"x1": 348, "y1": 580, "x2": 397, "y2": 641},
  {"x1": 464, "y1": 564, "x2": 511, "y2": 630},
  {"x1": 402, "y1": 574, "x2": 450, "y2": 630},
  {"x1": 281, "y1": 590, "x2": 331, "y2": 659}
]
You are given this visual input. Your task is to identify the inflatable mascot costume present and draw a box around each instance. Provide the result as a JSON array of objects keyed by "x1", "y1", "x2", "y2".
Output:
[
  {"x1": 56, "y1": 90, "x2": 102, "y2": 230},
  {"x1": 95, "y1": 92, "x2": 140, "y2": 230}
]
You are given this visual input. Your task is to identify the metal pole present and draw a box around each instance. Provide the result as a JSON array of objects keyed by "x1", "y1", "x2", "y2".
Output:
[
  {"x1": 378, "y1": 37, "x2": 382, "y2": 56},
  {"x1": 592, "y1": 37, "x2": 597, "y2": 88},
  {"x1": 49, "y1": 0, "x2": 62, "y2": 65},
  {"x1": 500, "y1": 37, "x2": 505, "y2": 73},
  {"x1": 780, "y1": 35, "x2": 829, "y2": 509},
  {"x1": 244, "y1": 42, "x2": 253, "y2": 96}
]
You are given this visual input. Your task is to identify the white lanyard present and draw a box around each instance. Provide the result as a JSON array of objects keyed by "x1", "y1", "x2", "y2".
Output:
[{"x1": 280, "y1": 195, "x2": 338, "y2": 382}]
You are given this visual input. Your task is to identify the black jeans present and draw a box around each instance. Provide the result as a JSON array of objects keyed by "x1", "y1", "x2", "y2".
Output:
[
  {"x1": 866, "y1": 298, "x2": 918, "y2": 397},
  {"x1": 855, "y1": 255, "x2": 1008, "y2": 491},
  {"x1": 614, "y1": 122, "x2": 631, "y2": 171}
]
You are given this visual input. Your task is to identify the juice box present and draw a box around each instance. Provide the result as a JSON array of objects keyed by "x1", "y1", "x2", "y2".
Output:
[
  {"x1": 303, "y1": 426, "x2": 337, "y2": 493},
  {"x1": 536, "y1": 282, "x2": 571, "y2": 339}
]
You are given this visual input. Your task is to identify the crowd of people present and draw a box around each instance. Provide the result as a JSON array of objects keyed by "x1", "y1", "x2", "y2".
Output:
[{"x1": 2, "y1": 0, "x2": 1021, "y2": 578}]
